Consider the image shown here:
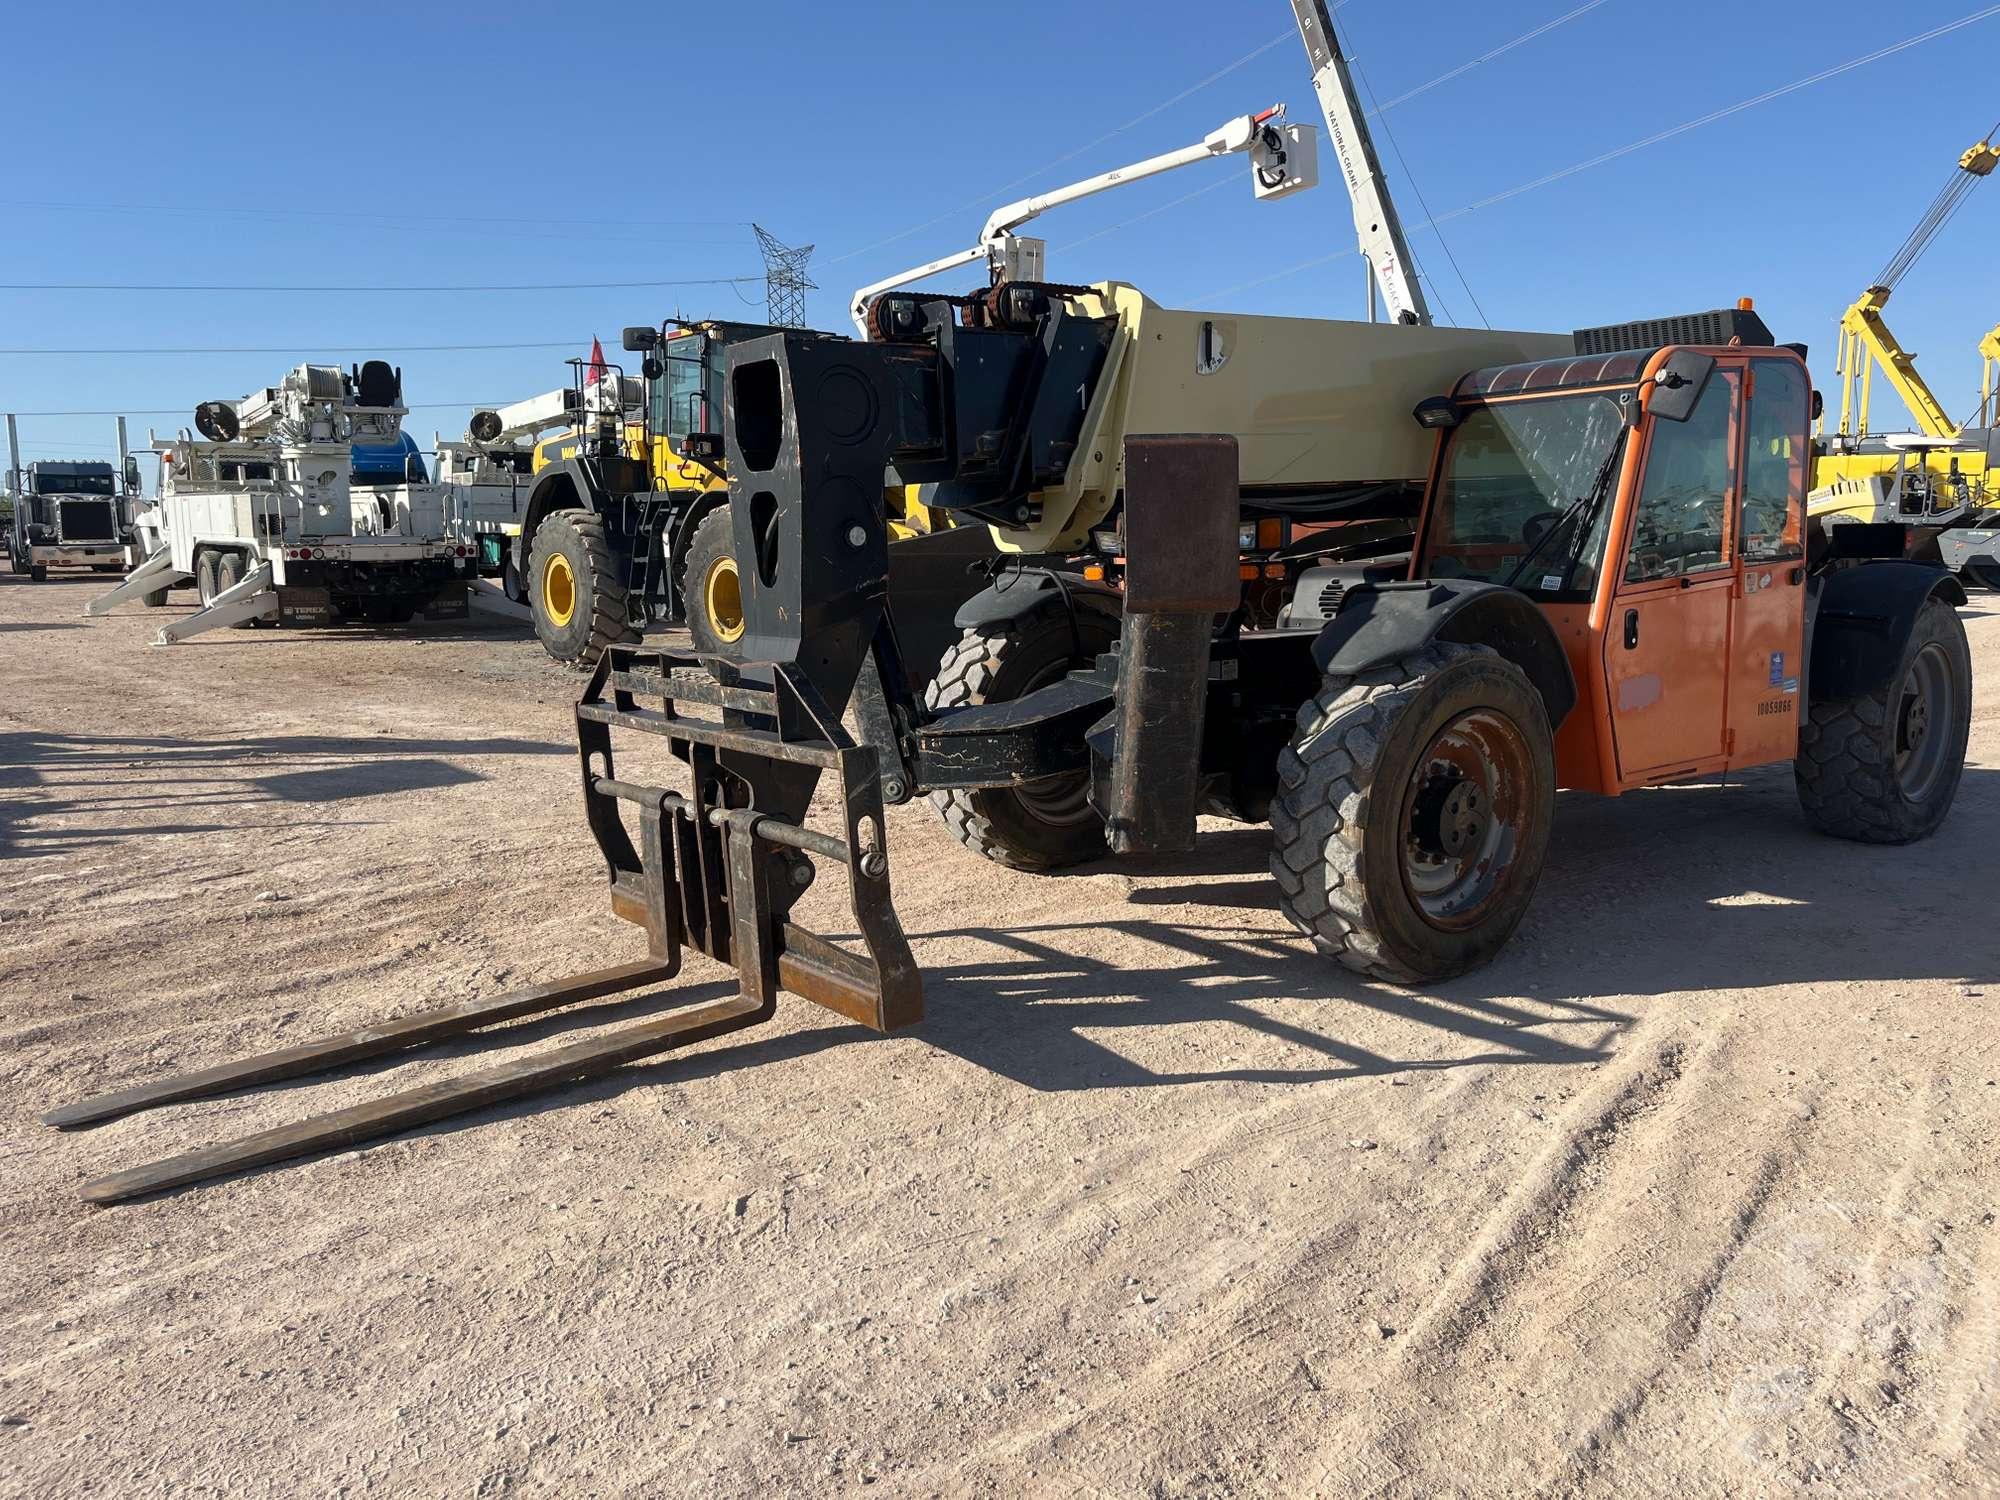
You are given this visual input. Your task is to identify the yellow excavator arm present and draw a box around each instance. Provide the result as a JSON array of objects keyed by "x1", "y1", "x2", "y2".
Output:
[
  {"x1": 1830, "y1": 285, "x2": 1961, "y2": 441},
  {"x1": 1825, "y1": 134, "x2": 1996, "y2": 444},
  {"x1": 1980, "y1": 321, "x2": 2000, "y2": 429}
]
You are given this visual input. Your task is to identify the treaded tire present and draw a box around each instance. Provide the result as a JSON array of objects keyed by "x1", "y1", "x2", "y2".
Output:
[
  {"x1": 923, "y1": 608, "x2": 1118, "y2": 871},
  {"x1": 1270, "y1": 643, "x2": 1555, "y2": 985},
  {"x1": 1795, "y1": 596, "x2": 1970, "y2": 844},
  {"x1": 682, "y1": 508, "x2": 741, "y2": 658},
  {"x1": 528, "y1": 509, "x2": 639, "y2": 665},
  {"x1": 194, "y1": 550, "x2": 219, "y2": 605},
  {"x1": 141, "y1": 586, "x2": 169, "y2": 608},
  {"x1": 214, "y1": 551, "x2": 250, "y2": 627}
]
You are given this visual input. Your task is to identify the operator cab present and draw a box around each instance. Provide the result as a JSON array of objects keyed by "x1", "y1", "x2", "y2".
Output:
[
  {"x1": 1410, "y1": 306, "x2": 1815, "y2": 794},
  {"x1": 627, "y1": 319, "x2": 786, "y2": 470}
]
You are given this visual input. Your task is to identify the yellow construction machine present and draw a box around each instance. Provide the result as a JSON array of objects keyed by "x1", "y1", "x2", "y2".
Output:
[
  {"x1": 501, "y1": 319, "x2": 978, "y2": 670},
  {"x1": 1812, "y1": 132, "x2": 1998, "y2": 529}
]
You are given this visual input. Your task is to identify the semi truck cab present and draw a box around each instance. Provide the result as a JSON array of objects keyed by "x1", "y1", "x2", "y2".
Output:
[{"x1": 7, "y1": 460, "x2": 137, "y2": 581}]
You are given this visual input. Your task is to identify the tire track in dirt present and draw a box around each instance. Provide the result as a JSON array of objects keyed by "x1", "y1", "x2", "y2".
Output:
[{"x1": 1396, "y1": 1030, "x2": 1695, "y2": 1358}]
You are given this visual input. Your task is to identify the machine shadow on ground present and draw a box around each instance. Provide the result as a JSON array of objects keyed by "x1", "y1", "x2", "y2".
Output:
[
  {"x1": 0, "y1": 729, "x2": 571, "y2": 859},
  {"x1": 149, "y1": 755, "x2": 2000, "y2": 1185},
  {"x1": 1110, "y1": 763, "x2": 2000, "y2": 997}
]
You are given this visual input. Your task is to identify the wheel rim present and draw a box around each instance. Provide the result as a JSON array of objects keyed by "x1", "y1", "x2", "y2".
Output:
[
  {"x1": 1894, "y1": 641, "x2": 1954, "y2": 802},
  {"x1": 1396, "y1": 708, "x2": 1536, "y2": 931},
  {"x1": 542, "y1": 552, "x2": 577, "y2": 628},
  {"x1": 703, "y1": 554, "x2": 746, "y2": 644}
]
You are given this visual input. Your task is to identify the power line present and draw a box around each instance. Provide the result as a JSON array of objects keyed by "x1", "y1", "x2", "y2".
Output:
[
  {"x1": 1201, "y1": 5, "x2": 2000, "y2": 302},
  {"x1": 0, "y1": 340, "x2": 586, "y2": 356},
  {"x1": 1369, "y1": 0, "x2": 1614, "y2": 115},
  {"x1": 0, "y1": 202, "x2": 745, "y2": 252},
  {"x1": 819, "y1": 20, "x2": 1321, "y2": 270},
  {"x1": 1350, "y1": 56, "x2": 1484, "y2": 327},
  {"x1": 2, "y1": 199, "x2": 747, "y2": 232},
  {"x1": 0, "y1": 274, "x2": 765, "y2": 295},
  {"x1": 1035, "y1": 2, "x2": 1589, "y2": 305},
  {"x1": 1873, "y1": 114, "x2": 2000, "y2": 288},
  {"x1": 7, "y1": 401, "x2": 507, "y2": 417}
]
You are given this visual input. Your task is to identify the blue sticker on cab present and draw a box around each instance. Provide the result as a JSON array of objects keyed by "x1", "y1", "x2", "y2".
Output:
[{"x1": 1769, "y1": 651, "x2": 1785, "y2": 686}]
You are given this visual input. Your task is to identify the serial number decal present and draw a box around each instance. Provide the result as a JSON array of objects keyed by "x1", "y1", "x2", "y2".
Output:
[{"x1": 1755, "y1": 698, "x2": 1796, "y2": 717}]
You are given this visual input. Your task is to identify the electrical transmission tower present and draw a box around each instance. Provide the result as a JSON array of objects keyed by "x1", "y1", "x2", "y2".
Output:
[{"x1": 752, "y1": 224, "x2": 816, "y2": 328}]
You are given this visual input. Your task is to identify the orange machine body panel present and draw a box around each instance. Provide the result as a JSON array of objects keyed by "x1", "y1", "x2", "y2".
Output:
[{"x1": 1416, "y1": 342, "x2": 1815, "y2": 799}]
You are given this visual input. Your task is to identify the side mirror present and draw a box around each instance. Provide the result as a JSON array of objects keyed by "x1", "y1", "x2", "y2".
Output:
[
  {"x1": 123, "y1": 456, "x2": 141, "y2": 490},
  {"x1": 1647, "y1": 350, "x2": 1716, "y2": 423},
  {"x1": 1810, "y1": 388, "x2": 1825, "y2": 422},
  {"x1": 622, "y1": 325, "x2": 660, "y2": 352}
]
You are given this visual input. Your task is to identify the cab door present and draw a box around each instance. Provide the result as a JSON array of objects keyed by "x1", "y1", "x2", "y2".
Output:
[
  {"x1": 1603, "y1": 366, "x2": 1739, "y2": 781},
  {"x1": 1725, "y1": 356, "x2": 1811, "y2": 767}
]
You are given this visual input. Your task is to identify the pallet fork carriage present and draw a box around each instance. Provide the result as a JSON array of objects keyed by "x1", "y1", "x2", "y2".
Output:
[{"x1": 48, "y1": 639, "x2": 920, "y2": 1204}]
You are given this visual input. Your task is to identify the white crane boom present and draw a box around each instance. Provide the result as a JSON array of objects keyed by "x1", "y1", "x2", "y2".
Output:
[
  {"x1": 1288, "y1": 0, "x2": 1431, "y2": 326},
  {"x1": 848, "y1": 107, "x2": 1316, "y2": 333}
]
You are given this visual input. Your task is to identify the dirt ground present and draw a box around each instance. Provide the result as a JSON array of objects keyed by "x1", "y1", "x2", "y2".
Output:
[{"x1": 1, "y1": 570, "x2": 1996, "y2": 1499}]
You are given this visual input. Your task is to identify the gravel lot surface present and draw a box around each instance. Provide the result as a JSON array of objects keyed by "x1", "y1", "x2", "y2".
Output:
[{"x1": 2, "y1": 571, "x2": 1996, "y2": 1497}]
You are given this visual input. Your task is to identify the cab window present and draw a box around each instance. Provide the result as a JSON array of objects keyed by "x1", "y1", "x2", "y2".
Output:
[
  {"x1": 1741, "y1": 358, "x2": 1807, "y2": 562},
  {"x1": 1625, "y1": 371, "x2": 1736, "y2": 582},
  {"x1": 1421, "y1": 391, "x2": 1627, "y2": 595},
  {"x1": 652, "y1": 335, "x2": 713, "y2": 446}
]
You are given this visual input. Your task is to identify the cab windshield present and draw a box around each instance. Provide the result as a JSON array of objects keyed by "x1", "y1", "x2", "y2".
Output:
[
  {"x1": 652, "y1": 332, "x2": 722, "y2": 447},
  {"x1": 34, "y1": 470, "x2": 115, "y2": 496},
  {"x1": 1420, "y1": 392, "x2": 1627, "y2": 595}
]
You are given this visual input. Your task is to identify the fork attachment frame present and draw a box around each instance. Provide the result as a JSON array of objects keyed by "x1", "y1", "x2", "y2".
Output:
[
  {"x1": 46, "y1": 328, "x2": 939, "y2": 1204},
  {"x1": 575, "y1": 645, "x2": 920, "y2": 1032}
]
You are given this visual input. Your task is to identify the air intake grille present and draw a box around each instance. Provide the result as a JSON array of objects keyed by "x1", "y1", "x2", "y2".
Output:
[
  {"x1": 1573, "y1": 308, "x2": 1773, "y2": 356},
  {"x1": 1318, "y1": 580, "x2": 1345, "y2": 616},
  {"x1": 57, "y1": 499, "x2": 117, "y2": 542}
]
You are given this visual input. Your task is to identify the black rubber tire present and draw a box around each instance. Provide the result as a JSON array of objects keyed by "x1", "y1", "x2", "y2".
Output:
[
  {"x1": 29, "y1": 564, "x2": 47, "y2": 582},
  {"x1": 923, "y1": 607, "x2": 1119, "y2": 871},
  {"x1": 214, "y1": 551, "x2": 250, "y2": 627},
  {"x1": 682, "y1": 508, "x2": 741, "y2": 658},
  {"x1": 194, "y1": 550, "x2": 219, "y2": 605},
  {"x1": 91, "y1": 564, "x2": 123, "y2": 573},
  {"x1": 1270, "y1": 642, "x2": 1556, "y2": 985},
  {"x1": 1795, "y1": 596, "x2": 1971, "y2": 844},
  {"x1": 141, "y1": 586, "x2": 170, "y2": 608},
  {"x1": 528, "y1": 509, "x2": 638, "y2": 664}
]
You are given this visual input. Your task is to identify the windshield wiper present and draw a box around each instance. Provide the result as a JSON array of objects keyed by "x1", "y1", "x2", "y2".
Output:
[{"x1": 1501, "y1": 429, "x2": 1627, "y2": 593}]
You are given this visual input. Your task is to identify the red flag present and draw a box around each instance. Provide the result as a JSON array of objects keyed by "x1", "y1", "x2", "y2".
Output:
[{"x1": 585, "y1": 336, "x2": 607, "y2": 386}]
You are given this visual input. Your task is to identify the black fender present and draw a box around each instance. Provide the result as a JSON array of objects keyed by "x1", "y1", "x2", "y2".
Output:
[
  {"x1": 1805, "y1": 560, "x2": 1966, "y2": 703},
  {"x1": 663, "y1": 490, "x2": 729, "y2": 614},
  {"x1": 951, "y1": 567, "x2": 1123, "y2": 634},
  {"x1": 514, "y1": 462, "x2": 592, "y2": 572},
  {"x1": 1310, "y1": 579, "x2": 1578, "y2": 730}
]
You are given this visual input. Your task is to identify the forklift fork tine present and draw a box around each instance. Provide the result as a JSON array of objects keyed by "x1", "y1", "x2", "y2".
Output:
[
  {"x1": 42, "y1": 958, "x2": 677, "y2": 1130},
  {"x1": 77, "y1": 993, "x2": 772, "y2": 1205}
]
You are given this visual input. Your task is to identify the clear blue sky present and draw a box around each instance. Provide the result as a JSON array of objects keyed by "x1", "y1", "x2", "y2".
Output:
[{"x1": 4, "y1": 0, "x2": 1996, "y2": 478}]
